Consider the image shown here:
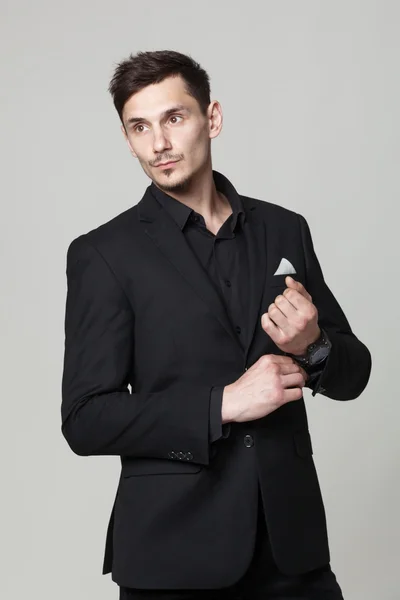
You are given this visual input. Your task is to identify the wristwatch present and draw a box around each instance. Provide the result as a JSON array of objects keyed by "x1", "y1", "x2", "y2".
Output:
[{"x1": 289, "y1": 328, "x2": 332, "y2": 369}]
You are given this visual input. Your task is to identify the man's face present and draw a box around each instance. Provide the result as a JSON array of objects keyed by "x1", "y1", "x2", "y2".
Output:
[{"x1": 121, "y1": 75, "x2": 221, "y2": 193}]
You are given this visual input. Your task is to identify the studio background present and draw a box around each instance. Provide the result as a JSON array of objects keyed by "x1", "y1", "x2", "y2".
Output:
[{"x1": 1, "y1": 1, "x2": 398, "y2": 599}]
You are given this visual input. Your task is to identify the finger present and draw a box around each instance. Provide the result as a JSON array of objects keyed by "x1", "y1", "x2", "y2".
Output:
[
  {"x1": 265, "y1": 355, "x2": 299, "y2": 365},
  {"x1": 274, "y1": 294, "x2": 298, "y2": 319},
  {"x1": 267, "y1": 303, "x2": 295, "y2": 338},
  {"x1": 299, "y1": 366, "x2": 309, "y2": 381},
  {"x1": 285, "y1": 276, "x2": 309, "y2": 294},
  {"x1": 282, "y1": 287, "x2": 312, "y2": 311},
  {"x1": 282, "y1": 387, "x2": 304, "y2": 403},
  {"x1": 278, "y1": 362, "x2": 303, "y2": 375},
  {"x1": 261, "y1": 311, "x2": 282, "y2": 339},
  {"x1": 281, "y1": 373, "x2": 307, "y2": 389},
  {"x1": 284, "y1": 277, "x2": 312, "y2": 302},
  {"x1": 267, "y1": 303, "x2": 286, "y2": 327},
  {"x1": 256, "y1": 355, "x2": 299, "y2": 372}
]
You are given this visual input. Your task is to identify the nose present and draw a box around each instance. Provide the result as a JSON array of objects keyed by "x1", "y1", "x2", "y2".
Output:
[{"x1": 152, "y1": 127, "x2": 171, "y2": 154}]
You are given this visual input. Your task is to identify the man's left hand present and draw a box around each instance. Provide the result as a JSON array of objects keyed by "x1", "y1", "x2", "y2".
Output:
[{"x1": 261, "y1": 276, "x2": 320, "y2": 355}]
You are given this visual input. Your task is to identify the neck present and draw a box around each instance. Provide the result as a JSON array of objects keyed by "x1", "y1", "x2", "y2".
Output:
[{"x1": 155, "y1": 164, "x2": 230, "y2": 223}]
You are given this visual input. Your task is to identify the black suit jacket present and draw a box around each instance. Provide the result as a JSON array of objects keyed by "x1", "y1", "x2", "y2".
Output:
[{"x1": 61, "y1": 178, "x2": 371, "y2": 590}]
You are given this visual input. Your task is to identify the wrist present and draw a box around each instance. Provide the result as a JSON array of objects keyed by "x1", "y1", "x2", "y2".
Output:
[
  {"x1": 292, "y1": 327, "x2": 321, "y2": 357},
  {"x1": 290, "y1": 327, "x2": 331, "y2": 368},
  {"x1": 221, "y1": 384, "x2": 236, "y2": 424}
]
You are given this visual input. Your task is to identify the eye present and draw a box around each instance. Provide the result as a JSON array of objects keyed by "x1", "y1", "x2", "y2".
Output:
[
  {"x1": 169, "y1": 115, "x2": 183, "y2": 124},
  {"x1": 134, "y1": 124, "x2": 147, "y2": 133}
]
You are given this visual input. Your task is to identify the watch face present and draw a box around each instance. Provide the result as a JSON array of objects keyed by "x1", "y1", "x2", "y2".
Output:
[{"x1": 310, "y1": 345, "x2": 330, "y2": 365}]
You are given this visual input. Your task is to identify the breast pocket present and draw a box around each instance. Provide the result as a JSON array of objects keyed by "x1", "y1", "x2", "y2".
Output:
[
  {"x1": 262, "y1": 273, "x2": 303, "y2": 314},
  {"x1": 267, "y1": 272, "x2": 306, "y2": 288},
  {"x1": 122, "y1": 457, "x2": 202, "y2": 477},
  {"x1": 268, "y1": 273, "x2": 291, "y2": 288}
]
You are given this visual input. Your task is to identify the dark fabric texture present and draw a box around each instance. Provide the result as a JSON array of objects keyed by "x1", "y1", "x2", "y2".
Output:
[
  {"x1": 119, "y1": 490, "x2": 344, "y2": 600},
  {"x1": 61, "y1": 170, "x2": 371, "y2": 590}
]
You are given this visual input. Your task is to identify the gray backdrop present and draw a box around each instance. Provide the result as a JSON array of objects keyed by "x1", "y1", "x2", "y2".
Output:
[{"x1": 1, "y1": 1, "x2": 398, "y2": 599}]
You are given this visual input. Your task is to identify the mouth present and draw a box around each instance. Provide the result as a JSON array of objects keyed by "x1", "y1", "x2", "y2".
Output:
[{"x1": 155, "y1": 160, "x2": 179, "y2": 168}]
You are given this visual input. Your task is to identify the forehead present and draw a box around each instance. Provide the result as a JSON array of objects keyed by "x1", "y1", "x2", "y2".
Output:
[{"x1": 122, "y1": 75, "x2": 197, "y2": 123}]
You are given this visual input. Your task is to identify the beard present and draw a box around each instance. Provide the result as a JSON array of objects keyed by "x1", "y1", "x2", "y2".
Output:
[
  {"x1": 152, "y1": 160, "x2": 197, "y2": 194},
  {"x1": 156, "y1": 172, "x2": 192, "y2": 193}
]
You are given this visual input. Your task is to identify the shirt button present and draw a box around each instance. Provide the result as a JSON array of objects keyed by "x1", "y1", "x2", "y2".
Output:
[
  {"x1": 225, "y1": 280, "x2": 231, "y2": 287},
  {"x1": 235, "y1": 326, "x2": 241, "y2": 334},
  {"x1": 244, "y1": 435, "x2": 254, "y2": 448}
]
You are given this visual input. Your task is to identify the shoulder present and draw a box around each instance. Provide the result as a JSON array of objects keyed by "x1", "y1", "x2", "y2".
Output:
[
  {"x1": 65, "y1": 204, "x2": 140, "y2": 263},
  {"x1": 240, "y1": 194, "x2": 304, "y2": 225}
]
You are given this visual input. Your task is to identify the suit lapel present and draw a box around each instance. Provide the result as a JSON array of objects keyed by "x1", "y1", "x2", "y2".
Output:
[
  {"x1": 138, "y1": 188, "x2": 243, "y2": 353},
  {"x1": 240, "y1": 200, "x2": 267, "y2": 361},
  {"x1": 138, "y1": 188, "x2": 269, "y2": 359}
]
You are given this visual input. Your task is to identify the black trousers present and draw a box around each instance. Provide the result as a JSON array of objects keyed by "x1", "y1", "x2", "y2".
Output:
[{"x1": 119, "y1": 490, "x2": 344, "y2": 600}]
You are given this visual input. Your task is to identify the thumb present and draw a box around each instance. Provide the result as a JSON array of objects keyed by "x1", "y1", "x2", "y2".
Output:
[{"x1": 285, "y1": 275, "x2": 298, "y2": 287}]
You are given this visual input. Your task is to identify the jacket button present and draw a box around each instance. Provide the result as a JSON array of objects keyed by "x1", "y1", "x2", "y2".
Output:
[
  {"x1": 168, "y1": 451, "x2": 177, "y2": 459},
  {"x1": 177, "y1": 452, "x2": 185, "y2": 460},
  {"x1": 244, "y1": 434, "x2": 254, "y2": 448},
  {"x1": 186, "y1": 452, "x2": 193, "y2": 460}
]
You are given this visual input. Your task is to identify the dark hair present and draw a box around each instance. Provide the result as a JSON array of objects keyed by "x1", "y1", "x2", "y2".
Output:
[{"x1": 108, "y1": 50, "x2": 211, "y2": 125}]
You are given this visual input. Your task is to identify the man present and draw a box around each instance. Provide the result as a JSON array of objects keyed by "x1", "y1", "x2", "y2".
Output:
[{"x1": 61, "y1": 50, "x2": 371, "y2": 599}]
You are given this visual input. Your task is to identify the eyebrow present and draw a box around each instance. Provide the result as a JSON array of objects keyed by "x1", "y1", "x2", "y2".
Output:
[{"x1": 126, "y1": 104, "x2": 190, "y2": 127}]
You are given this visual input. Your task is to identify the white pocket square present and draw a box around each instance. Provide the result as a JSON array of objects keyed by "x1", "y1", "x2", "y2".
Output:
[{"x1": 273, "y1": 258, "x2": 297, "y2": 276}]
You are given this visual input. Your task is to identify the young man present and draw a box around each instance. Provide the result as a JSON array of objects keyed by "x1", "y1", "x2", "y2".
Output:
[{"x1": 61, "y1": 50, "x2": 371, "y2": 599}]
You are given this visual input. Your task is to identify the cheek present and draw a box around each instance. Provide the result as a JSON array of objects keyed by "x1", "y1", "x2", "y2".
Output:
[
  {"x1": 179, "y1": 125, "x2": 209, "y2": 155},
  {"x1": 136, "y1": 156, "x2": 150, "y2": 176}
]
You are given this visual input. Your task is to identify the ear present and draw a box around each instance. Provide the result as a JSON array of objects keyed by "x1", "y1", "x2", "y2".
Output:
[
  {"x1": 121, "y1": 124, "x2": 137, "y2": 158},
  {"x1": 208, "y1": 100, "x2": 223, "y2": 140}
]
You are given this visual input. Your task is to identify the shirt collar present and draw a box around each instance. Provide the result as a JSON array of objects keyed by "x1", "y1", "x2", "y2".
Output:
[{"x1": 149, "y1": 169, "x2": 246, "y2": 232}]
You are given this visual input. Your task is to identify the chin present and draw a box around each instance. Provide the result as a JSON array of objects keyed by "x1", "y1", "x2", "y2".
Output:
[{"x1": 156, "y1": 168, "x2": 192, "y2": 193}]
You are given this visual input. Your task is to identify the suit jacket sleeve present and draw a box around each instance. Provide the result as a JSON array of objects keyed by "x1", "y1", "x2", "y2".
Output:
[
  {"x1": 61, "y1": 235, "x2": 226, "y2": 464},
  {"x1": 297, "y1": 213, "x2": 372, "y2": 399}
]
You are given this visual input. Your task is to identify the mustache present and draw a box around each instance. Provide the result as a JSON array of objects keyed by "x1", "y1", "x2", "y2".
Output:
[{"x1": 151, "y1": 154, "x2": 183, "y2": 167}]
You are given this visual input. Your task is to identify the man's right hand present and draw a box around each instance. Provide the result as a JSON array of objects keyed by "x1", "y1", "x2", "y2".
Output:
[{"x1": 221, "y1": 355, "x2": 308, "y2": 424}]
